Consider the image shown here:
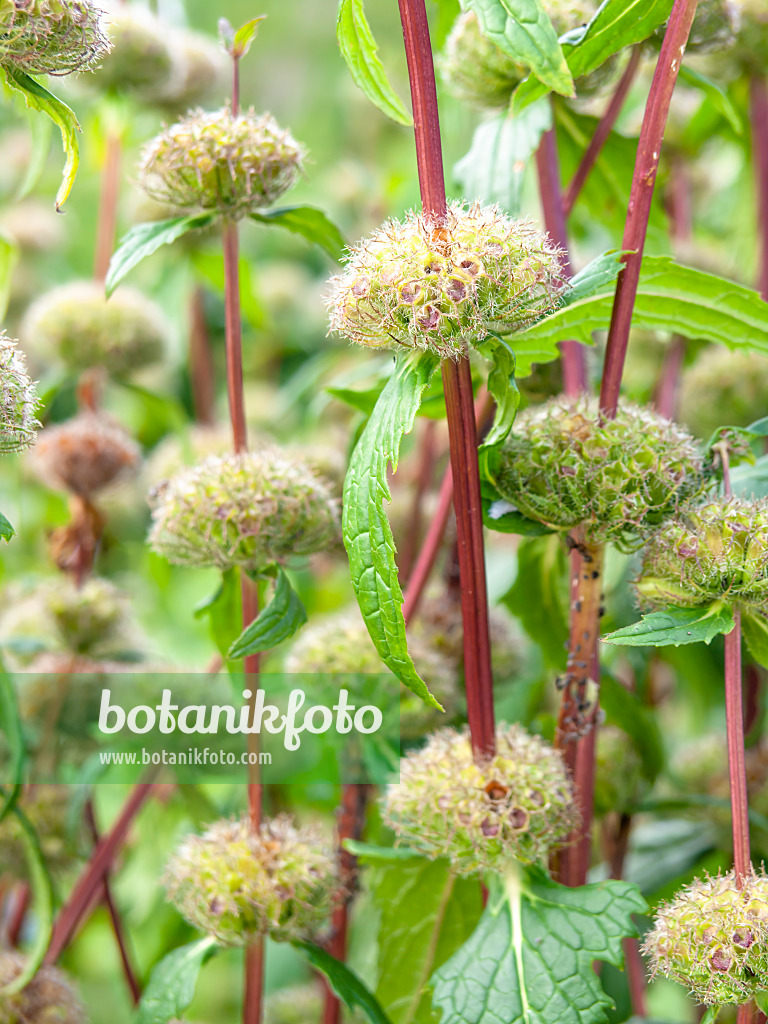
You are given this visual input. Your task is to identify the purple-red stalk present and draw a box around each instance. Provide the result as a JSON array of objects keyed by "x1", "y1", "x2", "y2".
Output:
[
  {"x1": 398, "y1": 0, "x2": 495, "y2": 760},
  {"x1": 188, "y1": 287, "x2": 217, "y2": 425},
  {"x1": 750, "y1": 77, "x2": 768, "y2": 301},
  {"x1": 403, "y1": 465, "x2": 453, "y2": 624},
  {"x1": 398, "y1": 420, "x2": 438, "y2": 582}
]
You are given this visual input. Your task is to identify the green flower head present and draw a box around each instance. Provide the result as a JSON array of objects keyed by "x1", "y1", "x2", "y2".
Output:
[
  {"x1": 93, "y1": 3, "x2": 176, "y2": 96},
  {"x1": 0, "y1": 333, "x2": 38, "y2": 454},
  {"x1": 0, "y1": 0, "x2": 109, "y2": 77}
]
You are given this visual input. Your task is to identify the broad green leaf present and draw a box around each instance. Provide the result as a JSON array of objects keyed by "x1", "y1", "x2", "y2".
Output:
[
  {"x1": 431, "y1": 865, "x2": 647, "y2": 1024},
  {"x1": 0, "y1": 668, "x2": 24, "y2": 825},
  {"x1": 0, "y1": 229, "x2": 18, "y2": 321},
  {"x1": 232, "y1": 15, "x2": 266, "y2": 58},
  {"x1": 337, "y1": 0, "x2": 412, "y2": 127},
  {"x1": 483, "y1": 500, "x2": 553, "y2": 535},
  {"x1": 250, "y1": 205, "x2": 347, "y2": 262},
  {"x1": 194, "y1": 568, "x2": 243, "y2": 664},
  {"x1": 480, "y1": 336, "x2": 519, "y2": 449},
  {"x1": 327, "y1": 384, "x2": 384, "y2": 416},
  {"x1": 560, "y1": 250, "x2": 626, "y2": 307},
  {"x1": 465, "y1": 0, "x2": 573, "y2": 97},
  {"x1": 0, "y1": 808, "x2": 54, "y2": 995},
  {"x1": 135, "y1": 937, "x2": 218, "y2": 1024},
  {"x1": 600, "y1": 673, "x2": 664, "y2": 783},
  {"x1": 228, "y1": 566, "x2": 307, "y2": 659},
  {"x1": 742, "y1": 611, "x2": 768, "y2": 670},
  {"x1": 502, "y1": 534, "x2": 569, "y2": 665},
  {"x1": 700, "y1": 1007, "x2": 720, "y2": 1024},
  {"x1": 0, "y1": 510, "x2": 15, "y2": 543},
  {"x1": 603, "y1": 603, "x2": 735, "y2": 648},
  {"x1": 367, "y1": 855, "x2": 483, "y2": 1024},
  {"x1": 679, "y1": 65, "x2": 742, "y2": 135},
  {"x1": 106, "y1": 213, "x2": 217, "y2": 296},
  {"x1": 343, "y1": 351, "x2": 442, "y2": 709},
  {"x1": 3, "y1": 70, "x2": 81, "y2": 211},
  {"x1": 731, "y1": 453, "x2": 768, "y2": 500},
  {"x1": 754, "y1": 993, "x2": 768, "y2": 1018},
  {"x1": 453, "y1": 100, "x2": 552, "y2": 217},
  {"x1": 345, "y1": 840, "x2": 423, "y2": 861},
  {"x1": 512, "y1": 0, "x2": 672, "y2": 110},
  {"x1": 295, "y1": 941, "x2": 393, "y2": 1024},
  {"x1": 514, "y1": 257, "x2": 768, "y2": 364}
]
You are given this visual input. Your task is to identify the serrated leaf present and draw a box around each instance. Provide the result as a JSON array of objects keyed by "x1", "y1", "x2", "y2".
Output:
[
  {"x1": 135, "y1": 937, "x2": 217, "y2": 1024},
  {"x1": 228, "y1": 566, "x2": 307, "y2": 659},
  {"x1": 3, "y1": 70, "x2": 81, "y2": 211},
  {"x1": 512, "y1": 0, "x2": 673, "y2": 111},
  {"x1": 431, "y1": 865, "x2": 647, "y2": 1024},
  {"x1": 679, "y1": 65, "x2": 742, "y2": 135},
  {"x1": 0, "y1": 510, "x2": 15, "y2": 543},
  {"x1": 232, "y1": 15, "x2": 266, "y2": 58},
  {"x1": 194, "y1": 568, "x2": 243, "y2": 663},
  {"x1": 295, "y1": 941, "x2": 393, "y2": 1024},
  {"x1": 0, "y1": 667, "x2": 24, "y2": 825},
  {"x1": 465, "y1": 0, "x2": 573, "y2": 97},
  {"x1": 250, "y1": 205, "x2": 347, "y2": 261},
  {"x1": 337, "y1": 0, "x2": 412, "y2": 127},
  {"x1": 602, "y1": 603, "x2": 735, "y2": 648},
  {"x1": 106, "y1": 213, "x2": 217, "y2": 296},
  {"x1": 480, "y1": 336, "x2": 519, "y2": 449},
  {"x1": 343, "y1": 351, "x2": 442, "y2": 709},
  {"x1": 502, "y1": 535, "x2": 569, "y2": 664},
  {"x1": 742, "y1": 611, "x2": 768, "y2": 670}
]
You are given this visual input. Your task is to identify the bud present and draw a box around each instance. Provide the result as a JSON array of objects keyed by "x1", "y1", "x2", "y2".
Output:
[
  {"x1": 0, "y1": 952, "x2": 85, "y2": 1024},
  {"x1": 637, "y1": 498, "x2": 768, "y2": 614},
  {"x1": 678, "y1": 347, "x2": 768, "y2": 440},
  {"x1": 138, "y1": 107, "x2": 305, "y2": 218},
  {"x1": 21, "y1": 281, "x2": 169, "y2": 378},
  {"x1": 0, "y1": 0, "x2": 109, "y2": 77},
  {"x1": 284, "y1": 607, "x2": 460, "y2": 740},
  {"x1": 494, "y1": 395, "x2": 706, "y2": 548},
  {"x1": 29, "y1": 411, "x2": 141, "y2": 497},
  {"x1": 643, "y1": 869, "x2": 768, "y2": 1005},
  {"x1": 593, "y1": 726, "x2": 645, "y2": 818},
  {"x1": 164, "y1": 815, "x2": 340, "y2": 945},
  {"x1": 147, "y1": 450, "x2": 340, "y2": 573},
  {"x1": 92, "y1": 3, "x2": 176, "y2": 96},
  {"x1": 327, "y1": 200, "x2": 565, "y2": 360},
  {"x1": 0, "y1": 333, "x2": 38, "y2": 453},
  {"x1": 382, "y1": 723, "x2": 578, "y2": 873}
]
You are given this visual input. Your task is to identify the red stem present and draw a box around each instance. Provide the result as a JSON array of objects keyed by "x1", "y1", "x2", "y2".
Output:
[
  {"x1": 5, "y1": 883, "x2": 29, "y2": 947},
  {"x1": 398, "y1": 420, "x2": 438, "y2": 582},
  {"x1": 402, "y1": 465, "x2": 453, "y2": 623},
  {"x1": 222, "y1": 220, "x2": 249, "y2": 454},
  {"x1": 563, "y1": 47, "x2": 642, "y2": 217},
  {"x1": 750, "y1": 76, "x2": 768, "y2": 301},
  {"x1": 726, "y1": 607, "x2": 752, "y2": 884},
  {"x1": 599, "y1": 0, "x2": 700, "y2": 418},
  {"x1": 94, "y1": 130, "x2": 122, "y2": 284},
  {"x1": 189, "y1": 287, "x2": 217, "y2": 426},
  {"x1": 398, "y1": 0, "x2": 495, "y2": 759}
]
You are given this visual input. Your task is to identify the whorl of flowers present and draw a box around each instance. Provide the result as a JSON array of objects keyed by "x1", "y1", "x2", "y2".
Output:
[
  {"x1": 0, "y1": 0, "x2": 109, "y2": 76},
  {"x1": 678, "y1": 347, "x2": 768, "y2": 439},
  {"x1": 29, "y1": 411, "x2": 141, "y2": 497},
  {"x1": 147, "y1": 450, "x2": 340, "y2": 573},
  {"x1": 0, "y1": 334, "x2": 38, "y2": 453},
  {"x1": 636, "y1": 497, "x2": 768, "y2": 615},
  {"x1": 643, "y1": 869, "x2": 768, "y2": 1005},
  {"x1": 21, "y1": 280, "x2": 169, "y2": 377},
  {"x1": 92, "y1": 3, "x2": 176, "y2": 95},
  {"x1": 382, "y1": 723, "x2": 577, "y2": 874},
  {"x1": 327, "y1": 200, "x2": 565, "y2": 359},
  {"x1": 0, "y1": 951, "x2": 85, "y2": 1024},
  {"x1": 493, "y1": 395, "x2": 706, "y2": 548},
  {"x1": 164, "y1": 815, "x2": 340, "y2": 945},
  {"x1": 138, "y1": 107, "x2": 305, "y2": 218}
]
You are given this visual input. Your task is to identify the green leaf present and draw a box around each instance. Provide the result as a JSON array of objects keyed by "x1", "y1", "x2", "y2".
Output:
[
  {"x1": 250, "y1": 205, "x2": 347, "y2": 262},
  {"x1": 700, "y1": 1007, "x2": 721, "y2": 1024},
  {"x1": 0, "y1": 667, "x2": 24, "y2": 825},
  {"x1": 194, "y1": 568, "x2": 243, "y2": 663},
  {"x1": 106, "y1": 214, "x2": 217, "y2": 296},
  {"x1": 742, "y1": 611, "x2": 768, "y2": 670},
  {"x1": 3, "y1": 70, "x2": 81, "y2": 211},
  {"x1": 501, "y1": 535, "x2": 569, "y2": 665},
  {"x1": 754, "y1": 993, "x2": 768, "y2": 1018},
  {"x1": 480, "y1": 336, "x2": 519, "y2": 449},
  {"x1": 135, "y1": 937, "x2": 218, "y2": 1024},
  {"x1": 344, "y1": 840, "x2": 423, "y2": 862},
  {"x1": 343, "y1": 351, "x2": 442, "y2": 709},
  {"x1": 731, "y1": 453, "x2": 768, "y2": 500},
  {"x1": 232, "y1": 15, "x2": 266, "y2": 58},
  {"x1": 600, "y1": 673, "x2": 664, "y2": 783},
  {"x1": 512, "y1": 0, "x2": 672, "y2": 110},
  {"x1": 515, "y1": 257, "x2": 768, "y2": 360},
  {"x1": 465, "y1": 0, "x2": 573, "y2": 97},
  {"x1": 16, "y1": 108, "x2": 53, "y2": 201},
  {"x1": 603, "y1": 603, "x2": 735, "y2": 648},
  {"x1": 679, "y1": 65, "x2": 742, "y2": 135},
  {"x1": 0, "y1": 511, "x2": 15, "y2": 543},
  {"x1": 561, "y1": 250, "x2": 626, "y2": 307},
  {"x1": 295, "y1": 941, "x2": 393, "y2": 1024},
  {"x1": 336, "y1": 0, "x2": 412, "y2": 127},
  {"x1": 367, "y1": 856, "x2": 483, "y2": 1024},
  {"x1": 483, "y1": 501, "x2": 553, "y2": 535},
  {"x1": 228, "y1": 566, "x2": 307, "y2": 659},
  {"x1": 431, "y1": 865, "x2": 647, "y2": 1024},
  {"x1": 327, "y1": 384, "x2": 384, "y2": 416}
]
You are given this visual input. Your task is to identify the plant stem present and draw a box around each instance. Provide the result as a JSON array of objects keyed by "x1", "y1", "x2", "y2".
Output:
[
  {"x1": 750, "y1": 76, "x2": 768, "y2": 300},
  {"x1": 563, "y1": 47, "x2": 642, "y2": 217},
  {"x1": 94, "y1": 129, "x2": 122, "y2": 284},
  {"x1": 188, "y1": 286, "x2": 217, "y2": 425},
  {"x1": 398, "y1": 0, "x2": 495, "y2": 759},
  {"x1": 222, "y1": 219, "x2": 249, "y2": 454},
  {"x1": 403, "y1": 465, "x2": 453, "y2": 623},
  {"x1": 398, "y1": 420, "x2": 438, "y2": 582},
  {"x1": 599, "y1": 0, "x2": 700, "y2": 418},
  {"x1": 726, "y1": 607, "x2": 751, "y2": 884}
]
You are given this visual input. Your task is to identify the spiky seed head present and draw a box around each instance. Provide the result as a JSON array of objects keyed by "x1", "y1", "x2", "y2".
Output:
[
  {"x1": 637, "y1": 497, "x2": 768, "y2": 614},
  {"x1": 643, "y1": 869, "x2": 768, "y2": 1005},
  {"x1": 327, "y1": 200, "x2": 565, "y2": 359},
  {"x1": 0, "y1": 334, "x2": 38, "y2": 453},
  {"x1": 382, "y1": 723, "x2": 578, "y2": 873},
  {"x1": 92, "y1": 3, "x2": 176, "y2": 95},
  {"x1": 0, "y1": 952, "x2": 85, "y2": 1024},
  {"x1": 733, "y1": 0, "x2": 768, "y2": 74},
  {"x1": 678, "y1": 347, "x2": 768, "y2": 439},
  {"x1": 29, "y1": 412, "x2": 140, "y2": 497},
  {"x1": 147, "y1": 450, "x2": 340, "y2": 573},
  {"x1": 21, "y1": 281, "x2": 169, "y2": 378},
  {"x1": 138, "y1": 107, "x2": 305, "y2": 218},
  {"x1": 0, "y1": 0, "x2": 109, "y2": 76},
  {"x1": 0, "y1": 785, "x2": 81, "y2": 878},
  {"x1": 493, "y1": 395, "x2": 706, "y2": 549},
  {"x1": 156, "y1": 30, "x2": 227, "y2": 111},
  {"x1": 164, "y1": 815, "x2": 340, "y2": 945},
  {"x1": 284, "y1": 608, "x2": 460, "y2": 740},
  {"x1": 593, "y1": 726, "x2": 645, "y2": 817}
]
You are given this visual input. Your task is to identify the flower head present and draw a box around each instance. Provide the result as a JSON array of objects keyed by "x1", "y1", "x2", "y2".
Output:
[
  {"x1": 327, "y1": 200, "x2": 565, "y2": 359},
  {"x1": 138, "y1": 107, "x2": 305, "y2": 218},
  {"x1": 0, "y1": 334, "x2": 38, "y2": 453},
  {"x1": 147, "y1": 450, "x2": 340, "y2": 573},
  {"x1": 30, "y1": 411, "x2": 140, "y2": 497},
  {"x1": 0, "y1": 952, "x2": 85, "y2": 1024},
  {"x1": 0, "y1": 0, "x2": 109, "y2": 77},
  {"x1": 643, "y1": 869, "x2": 768, "y2": 1005},
  {"x1": 493, "y1": 395, "x2": 706, "y2": 548},
  {"x1": 382, "y1": 723, "x2": 577, "y2": 873},
  {"x1": 93, "y1": 3, "x2": 176, "y2": 95},
  {"x1": 164, "y1": 815, "x2": 340, "y2": 945}
]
